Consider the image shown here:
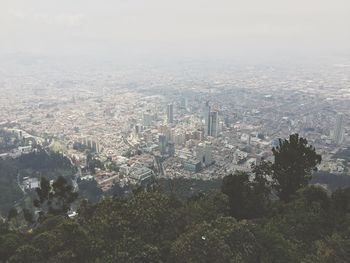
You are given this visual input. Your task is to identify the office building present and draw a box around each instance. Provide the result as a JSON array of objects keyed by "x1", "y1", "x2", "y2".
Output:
[
  {"x1": 204, "y1": 101, "x2": 211, "y2": 136},
  {"x1": 333, "y1": 113, "x2": 345, "y2": 145},
  {"x1": 159, "y1": 134, "x2": 167, "y2": 155},
  {"x1": 184, "y1": 159, "x2": 202, "y2": 173},
  {"x1": 168, "y1": 142, "x2": 175, "y2": 157},
  {"x1": 167, "y1": 103, "x2": 174, "y2": 124},
  {"x1": 210, "y1": 111, "x2": 218, "y2": 137},
  {"x1": 203, "y1": 101, "x2": 219, "y2": 137},
  {"x1": 196, "y1": 142, "x2": 213, "y2": 166}
]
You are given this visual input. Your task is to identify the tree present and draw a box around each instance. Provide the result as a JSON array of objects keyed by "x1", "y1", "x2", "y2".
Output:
[
  {"x1": 86, "y1": 153, "x2": 104, "y2": 174},
  {"x1": 221, "y1": 170, "x2": 271, "y2": 219},
  {"x1": 32, "y1": 232, "x2": 59, "y2": 258},
  {"x1": 332, "y1": 187, "x2": 350, "y2": 215},
  {"x1": 170, "y1": 217, "x2": 260, "y2": 263},
  {"x1": 0, "y1": 159, "x2": 23, "y2": 215},
  {"x1": 174, "y1": 190, "x2": 229, "y2": 234},
  {"x1": 331, "y1": 187, "x2": 350, "y2": 234},
  {"x1": 8, "y1": 245, "x2": 41, "y2": 263},
  {"x1": 78, "y1": 178, "x2": 103, "y2": 203},
  {"x1": 222, "y1": 171, "x2": 251, "y2": 219},
  {"x1": 52, "y1": 221, "x2": 91, "y2": 262},
  {"x1": 267, "y1": 186, "x2": 333, "y2": 247},
  {"x1": 7, "y1": 208, "x2": 18, "y2": 221},
  {"x1": 50, "y1": 176, "x2": 78, "y2": 215},
  {"x1": 108, "y1": 182, "x2": 128, "y2": 197},
  {"x1": 304, "y1": 234, "x2": 350, "y2": 263},
  {"x1": 0, "y1": 233, "x2": 22, "y2": 262},
  {"x1": 23, "y1": 208, "x2": 34, "y2": 224},
  {"x1": 272, "y1": 134, "x2": 321, "y2": 202},
  {"x1": 34, "y1": 177, "x2": 51, "y2": 215},
  {"x1": 253, "y1": 225, "x2": 298, "y2": 263},
  {"x1": 34, "y1": 176, "x2": 78, "y2": 219}
]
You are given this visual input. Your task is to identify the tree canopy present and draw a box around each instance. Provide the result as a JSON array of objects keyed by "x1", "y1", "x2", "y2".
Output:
[
  {"x1": 271, "y1": 134, "x2": 322, "y2": 201},
  {"x1": 1, "y1": 134, "x2": 349, "y2": 263}
]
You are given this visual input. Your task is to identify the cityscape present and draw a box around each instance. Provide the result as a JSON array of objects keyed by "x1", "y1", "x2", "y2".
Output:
[
  {"x1": 1, "y1": 0, "x2": 350, "y2": 261},
  {"x1": 1, "y1": 57, "x2": 349, "y2": 191}
]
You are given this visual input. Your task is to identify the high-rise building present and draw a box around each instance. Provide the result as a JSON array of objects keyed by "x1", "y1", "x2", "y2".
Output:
[
  {"x1": 158, "y1": 134, "x2": 167, "y2": 155},
  {"x1": 203, "y1": 101, "x2": 219, "y2": 137},
  {"x1": 167, "y1": 142, "x2": 175, "y2": 157},
  {"x1": 184, "y1": 98, "x2": 189, "y2": 111},
  {"x1": 210, "y1": 111, "x2": 218, "y2": 137},
  {"x1": 167, "y1": 103, "x2": 174, "y2": 124},
  {"x1": 143, "y1": 112, "x2": 153, "y2": 126},
  {"x1": 196, "y1": 142, "x2": 213, "y2": 166},
  {"x1": 333, "y1": 113, "x2": 345, "y2": 145},
  {"x1": 180, "y1": 97, "x2": 189, "y2": 112},
  {"x1": 204, "y1": 101, "x2": 211, "y2": 136}
]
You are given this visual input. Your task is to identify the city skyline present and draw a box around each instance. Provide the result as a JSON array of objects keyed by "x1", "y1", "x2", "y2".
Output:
[{"x1": 1, "y1": 2, "x2": 350, "y2": 261}]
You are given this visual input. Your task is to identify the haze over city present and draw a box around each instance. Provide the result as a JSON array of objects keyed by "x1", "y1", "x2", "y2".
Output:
[
  {"x1": 0, "y1": 1, "x2": 350, "y2": 262},
  {"x1": 1, "y1": 0, "x2": 350, "y2": 60}
]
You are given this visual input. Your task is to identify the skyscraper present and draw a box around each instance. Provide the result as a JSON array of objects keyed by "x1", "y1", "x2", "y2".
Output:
[
  {"x1": 203, "y1": 101, "x2": 219, "y2": 137},
  {"x1": 333, "y1": 113, "x2": 344, "y2": 145},
  {"x1": 204, "y1": 101, "x2": 211, "y2": 136},
  {"x1": 143, "y1": 112, "x2": 153, "y2": 126},
  {"x1": 210, "y1": 111, "x2": 218, "y2": 137},
  {"x1": 159, "y1": 134, "x2": 167, "y2": 155},
  {"x1": 196, "y1": 142, "x2": 213, "y2": 166},
  {"x1": 167, "y1": 103, "x2": 174, "y2": 124},
  {"x1": 167, "y1": 142, "x2": 175, "y2": 157}
]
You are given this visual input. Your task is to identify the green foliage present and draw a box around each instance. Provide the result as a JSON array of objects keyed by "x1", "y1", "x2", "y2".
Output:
[
  {"x1": 77, "y1": 178, "x2": 103, "y2": 203},
  {"x1": 7, "y1": 208, "x2": 18, "y2": 220},
  {"x1": 107, "y1": 182, "x2": 129, "y2": 197},
  {"x1": 332, "y1": 187, "x2": 350, "y2": 215},
  {"x1": 32, "y1": 232, "x2": 59, "y2": 256},
  {"x1": 0, "y1": 159, "x2": 23, "y2": 215},
  {"x1": 86, "y1": 154, "x2": 104, "y2": 174},
  {"x1": 0, "y1": 129, "x2": 27, "y2": 153},
  {"x1": 18, "y1": 149, "x2": 75, "y2": 174},
  {"x1": 34, "y1": 176, "x2": 78, "y2": 218},
  {"x1": 0, "y1": 233, "x2": 23, "y2": 262},
  {"x1": 303, "y1": 234, "x2": 350, "y2": 263},
  {"x1": 171, "y1": 217, "x2": 259, "y2": 263},
  {"x1": 22, "y1": 208, "x2": 34, "y2": 224},
  {"x1": 8, "y1": 245, "x2": 41, "y2": 263},
  {"x1": 222, "y1": 170, "x2": 271, "y2": 219},
  {"x1": 252, "y1": 225, "x2": 298, "y2": 263},
  {"x1": 158, "y1": 177, "x2": 223, "y2": 200},
  {"x1": 0, "y1": 149, "x2": 75, "y2": 215},
  {"x1": 174, "y1": 190, "x2": 229, "y2": 233},
  {"x1": 1, "y1": 184, "x2": 349, "y2": 262},
  {"x1": 0, "y1": 134, "x2": 349, "y2": 262},
  {"x1": 267, "y1": 185, "x2": 334, "y2": 251},
  {"x1": 311, "y1": 172, "x2": 350, "y2": 191},
  {"x1": 34, "y1": 215, "x2": 66, "y2": 234},
  {"x1": 272, "y1": 134, "x2": 322, "y2": 202},
  {"x1": 50, "y1": 176, "x2": 78, "y2": 215}
]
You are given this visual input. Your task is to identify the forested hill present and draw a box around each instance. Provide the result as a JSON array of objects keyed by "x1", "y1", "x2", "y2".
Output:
[
  {"x1": 0, "y1": 134, "x2": 349, "y2": 263},
  {"x1": 0, "y1": 149, "x2": 76, "y2": 216},
  {"x1": 1, "y1": 185, "x2": 350, "y2": 263}
]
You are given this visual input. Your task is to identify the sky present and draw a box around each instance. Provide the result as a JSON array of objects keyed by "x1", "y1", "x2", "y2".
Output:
[{"x1": 0, "y1": 0, "x2": 349, "y2": 60}]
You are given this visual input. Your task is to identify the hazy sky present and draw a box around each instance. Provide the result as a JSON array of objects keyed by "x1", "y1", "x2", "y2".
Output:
[{"x1": 0, "y1": 0, "x2": 349, "y2": 59}]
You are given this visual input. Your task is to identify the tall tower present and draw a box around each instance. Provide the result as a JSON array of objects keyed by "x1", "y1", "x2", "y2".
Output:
[
  {"x1": 203, "y1": 101, "x2": 219, "y2": 137},
  {"x1": 159, "y1": 134, "x2": 167, "y2": 155},
  {"x1": 210, "y1": 111, "x2": 218, "y2": 137},
  {"x1": 167, "y1": 103, "x2": 174, "y2": 124},
  {"x1": 204, "y1": 101, "x2": 211, "y2": 136},
  {"x1": 333, "y1": 113, "x2": 344, "y2": 145}
]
